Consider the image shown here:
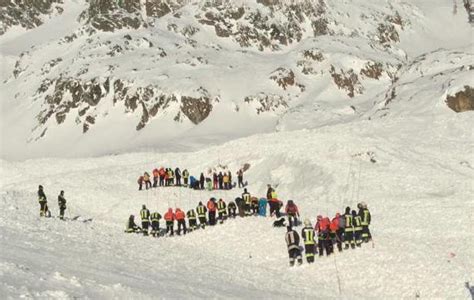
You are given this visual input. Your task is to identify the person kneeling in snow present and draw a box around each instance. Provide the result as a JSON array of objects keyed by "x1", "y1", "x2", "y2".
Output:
[
  {"x1": 125, "y1": 215, "x2": 141, "y2": 233},
  {"x1": 285, "y1": 226, "x2": 303, "y2": 266}
]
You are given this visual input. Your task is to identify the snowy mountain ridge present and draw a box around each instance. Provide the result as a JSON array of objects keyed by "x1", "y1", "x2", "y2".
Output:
[{"x1": 1, "y1": 0, "x2": 472, "y2": 159}]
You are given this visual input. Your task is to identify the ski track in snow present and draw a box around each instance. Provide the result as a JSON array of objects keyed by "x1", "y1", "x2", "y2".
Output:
[{"x1": 1, "y1": 117, "x2": 473, "y2": 299}]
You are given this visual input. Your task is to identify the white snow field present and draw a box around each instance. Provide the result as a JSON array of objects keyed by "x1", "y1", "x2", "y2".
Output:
[
  {"x1": 1, "y1": 114, "x2": 473, "y2": 299},
  {"x1": 0, "y1": 0, "x2": 474, "y2": 298}
]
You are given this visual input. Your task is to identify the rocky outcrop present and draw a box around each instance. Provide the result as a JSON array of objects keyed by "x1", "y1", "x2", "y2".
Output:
[
  {"x1": 244, "y1": 93, "x2": 289, "y2": 114},
  {"x1": 0, "y1": 0, "x2": 64, "y2": 35},
  {"x1": 35, "y1": 76, "x2": 215, "y2": 136},
  {"x1": 196, "y1": 0, "x2": 327, "y2": 51},
  {"x1": 446, "y1": 86, "x2": 474, "y2": 112},
  {"x1": 330, "y1": 66, "x2": 363, "y2": 98},
  {"x1": 269, "y1": 68, "x2": 305, "y2": 92}
]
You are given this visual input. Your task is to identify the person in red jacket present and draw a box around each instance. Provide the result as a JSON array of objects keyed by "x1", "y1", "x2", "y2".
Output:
[
  {"x1": 330, "y1": 213, "x2": 344, "y2": 252},
  {"x1": 285, "y1": 200, "x2": 300, "y2": 227},
  {"x1": 207, "y1": 198, "x2": 217, "y2": 225},
  {"x1": 158, "y1": 167, "x2": 166, "y2": 186},
  {"x1": 137, "y1": 176, "x2": 144, "y2": 191},
  {"x1": 175, "y1": 208, "x2": 187, "y2": 235},
  {"x1": 152, "y1": 168, "x2": 159, "y2": 188},
  {"x1": 164, "y1": 208, "x2": 175, "y2": 236},
  {"x1": 316, "y1": 215, "x2": 332, "y2": 256}
]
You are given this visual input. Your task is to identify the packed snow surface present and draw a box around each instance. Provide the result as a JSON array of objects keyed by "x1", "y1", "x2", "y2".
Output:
[{"x1": 1, "y1": 115, "x2": 473, "y2": 298}]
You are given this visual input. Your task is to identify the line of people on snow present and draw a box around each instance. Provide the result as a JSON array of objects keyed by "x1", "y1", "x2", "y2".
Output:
[
  {"x1": 137, "y1": 167, "x2": 246, "y2": 191},
  {"x1": 125, "y1": 183, "x2": 372, "y2": 267},
  {"x1": 284, "y1": 202, "x2": 372, "y2": 266},
  {"x1": 37, "y1": 185, "x2": 67, "y2": 220},
  {"x1": 126, "y1": 185, "x2": 281, "y2": 236}
]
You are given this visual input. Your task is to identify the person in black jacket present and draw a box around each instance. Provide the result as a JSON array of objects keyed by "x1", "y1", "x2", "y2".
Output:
[
  {"x1": 140, "y1": 205, "x2": 151, "y2": 236},
  {"x1": 126, "y1": 215, "x2": 140, "y2": 233},
  {"x1": 285, "y1": 226, "x2": 303, "y2": 266},
  {"x1": 58, "y1": 191, "x2": 67, "y2": 220},
  {"x1": 175, "y1": 168, "x2": 182, "y2": 186},
  {"x1": 218, "y1": 172, "x2": 223, "y2": 189},
  {"x1": 199, "y1": 173, "x2": 205, "y2": 190},
  {"x1": 266, "y1": 184, "x2": 274, "y2": 200},
  {"x1": 235, "y1": 197, "x2": 245, "y2": 217},
  {"x1": 196, "y1": 202, "x2": 207, "y2": 229},
  {"x1": 38, "y1": 185, "x2": 48, "y2": 217},
  {"x1": 358, "y1": 202, "x2": 372, "y2": 243},
  {"x1": 227, "y1": 201, "x2": 237, "y2": 218}
]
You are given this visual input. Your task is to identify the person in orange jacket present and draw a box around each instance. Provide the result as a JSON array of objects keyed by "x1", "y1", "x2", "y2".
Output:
[
  {"x1": 137, "y1": 176, "x2": 144, "y2": 191},
  {"x1": 316, "y1": 215, "x2": 332, "y2": 256},
  {"x1": 330, "y1": 213, "x2": 344, "y2": 252},
  {"x1": 164, "y1": 208, "x2": 175, "y2": 236},
  {"x1": 207, "y1": 198, "x2": 217, "y2": 225},
  {"x1": 175, "y1": 208, "x2": 187, "y2": 235},
  {"x1": 158, "y1": 167, "x2": 166, "y2": 186},
  {"x1": 152, "y1": 168, "x2": 159, "y2": 188}
]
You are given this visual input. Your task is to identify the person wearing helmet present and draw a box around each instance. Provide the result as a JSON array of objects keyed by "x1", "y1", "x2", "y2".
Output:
[
  {"x1": 301, "y1": 219, "x2": 316, "y2": 263},
  {"x1": 38, "y1": 185, "x2": 48, "y2": 217},
  {"x1": 125, "y1": 215, "x2": 140, "y2": 233},
  {"x1": 196, "y1": 201, "x2": 207, "y2": 229},
  {"x1": 242, "y1": 189, "x2": 251, "y2": 216},
  {"x1": 285, "y1": 226, "x2": 303, "y2": 266},
  {"x1": 352, "y1": 210, "x2": 363, "y2": 247},
  {"x1": 358, "y1": 202, "x2": 372, "y2": 243},
  {"x1": 140, "y1": 205, "x2": 151, "y2": 236},
  {"x1": 164, "y1": 208, "x2": 175, "y2": 236},
  {"x1": 175, "y1": 208, "x2": 186, "y2": 235},
  {"x1": 344, "y1": 206, "x2": 355, "y2": 249},
  {"x1": 57, "y1": 191, "x2": 67, "y2": 220},
  {"x1": 150, "y1": 211, "x2": 162, "y2": 237},
  {"x1": 187, "y1": 208, "x2": 198, "y2": 231},
  {"x1": 217, "y1": 199, "x2": 227, "y2": 224}
]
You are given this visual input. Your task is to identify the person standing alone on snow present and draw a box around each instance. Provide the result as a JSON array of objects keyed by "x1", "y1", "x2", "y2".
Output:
[
  {"x1": 237, "y1": 169, "x2": 244, "y2": 188},
  {"x1": 57, "y1": 190, "x2": 66, "y2": 220},
  {"x1": 38, "y1": 185, "x2": 48, "y2": 217},
  {"x1": 285, "y1": 226, "x2": 303, "y2": 266},
  {"x1": 358, "y1": 202, "x2": 372, "y2": 243}
]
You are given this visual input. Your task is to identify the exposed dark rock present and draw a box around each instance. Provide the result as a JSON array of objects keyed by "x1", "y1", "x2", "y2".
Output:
[
  {"x1": 244, "y1": 93, "x2": 289, "y2": 114},
  {"x1": 330, "y1": 66, "x2": 363, "y2": 98},
  {"x1": 0, "y1": 0, "x2": 64, "y2": 35},
  {"x1": 446, "y1": 86, "x2": 474, "y2": 112},
  {"x1": 360, "y1": 62, "x2": 384, "y2": 79}
]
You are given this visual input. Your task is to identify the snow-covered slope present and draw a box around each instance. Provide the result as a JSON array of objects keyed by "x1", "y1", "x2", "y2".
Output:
[
  {"x1": 1, "y1": 114, "x2": 473, "y2": 298},
  {"x1": 1, "y1": 0, "x2": 472, "y2": 160}
]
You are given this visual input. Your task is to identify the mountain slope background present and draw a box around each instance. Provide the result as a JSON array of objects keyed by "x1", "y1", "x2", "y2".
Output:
[
  {"x1": 0, "y1": 0, "x2": 473, "y2": 299},
  {"x1": 0, "y1": 0, "x2": 472, "y2": 160}
]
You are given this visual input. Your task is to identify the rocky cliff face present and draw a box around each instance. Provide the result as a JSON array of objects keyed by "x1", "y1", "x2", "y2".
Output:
[
  {"x1": 2, "y1": 0, "x2": 472, "y2": 153},
  {"x1": 0, "y1": 0, "x2": 64, "y2": 35}
]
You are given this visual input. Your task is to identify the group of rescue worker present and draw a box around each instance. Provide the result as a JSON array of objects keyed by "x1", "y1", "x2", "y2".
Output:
[
  {"x1": 137, "y1": 167, "x2": 246, "y2": 191},
  {"x1": 126, "y1": 185, "x2": 281, "y2": 236},
  {"x1": 36, "y1": 185, "x2": 67, "y2": 220},
  {"x1": 285, "y1": 202, "x2": 372, "y2": 266}
]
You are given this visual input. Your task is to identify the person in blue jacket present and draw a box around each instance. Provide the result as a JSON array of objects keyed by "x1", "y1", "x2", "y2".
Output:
[{"x1": 258, "y1": 198, "x2": 267, "y2": 216}]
